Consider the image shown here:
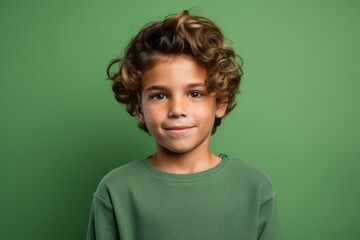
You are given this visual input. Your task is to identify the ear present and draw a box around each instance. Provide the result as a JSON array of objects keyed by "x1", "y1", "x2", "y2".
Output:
[
  {"x1": 215, "y1": 101, "x2": 227, "y2": 118},
  {"x1": 135, "y1": 105, "x2": 145, "y2": 123}
]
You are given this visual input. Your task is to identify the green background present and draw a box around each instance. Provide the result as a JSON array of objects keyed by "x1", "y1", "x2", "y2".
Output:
[{"x1": 1, "y1": 0, "x2": 359, "y2": 239}]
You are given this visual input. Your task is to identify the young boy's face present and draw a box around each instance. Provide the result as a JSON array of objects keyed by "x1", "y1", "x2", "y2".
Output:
[{"x1": 136, "y1": 55, "x2": 227, "y2": 155}]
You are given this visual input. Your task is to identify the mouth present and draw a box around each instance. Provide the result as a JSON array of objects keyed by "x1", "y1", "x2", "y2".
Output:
[{"x1": 163, "y1": 126, "x2": 194, "y2": 136}]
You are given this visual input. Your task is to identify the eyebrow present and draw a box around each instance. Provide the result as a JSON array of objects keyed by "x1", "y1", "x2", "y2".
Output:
[{"x1": 144, "y1": 83, "x2": 206, "y2": 93}]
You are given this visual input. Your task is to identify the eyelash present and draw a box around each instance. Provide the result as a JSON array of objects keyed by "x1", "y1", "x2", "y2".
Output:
[
  {"x1": 149, "y1": 91, "x2": 203, "y2": 101},
  {"x1": 150, "y1": 93, "x2": 167, "y2": 101},
  {"x1": 188, "y1": 91, "x2": 203, "y2": 98}
]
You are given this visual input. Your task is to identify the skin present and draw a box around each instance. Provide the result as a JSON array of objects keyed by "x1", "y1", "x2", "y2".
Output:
[{"x1": 136, "y1": 55, "x2": 227, "y2": 174}]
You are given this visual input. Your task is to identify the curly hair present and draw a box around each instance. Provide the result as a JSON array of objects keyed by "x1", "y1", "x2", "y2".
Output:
[{"x1": 107, "y1": 10, "x2": 243, "y2": 134}]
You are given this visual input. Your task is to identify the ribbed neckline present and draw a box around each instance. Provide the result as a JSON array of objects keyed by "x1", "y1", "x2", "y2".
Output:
[{"x1": 142, "y1": 154, "x2": 229, "y2": 182}]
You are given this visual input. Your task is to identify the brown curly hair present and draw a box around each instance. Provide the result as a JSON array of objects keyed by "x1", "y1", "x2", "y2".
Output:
[{"x1": 107, "y1": 10, "x2": 243, "y2": 134}]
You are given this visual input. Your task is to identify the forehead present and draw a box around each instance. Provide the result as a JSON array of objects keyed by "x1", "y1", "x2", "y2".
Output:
[{"x1": 142, "y1": 55, "x2": 206, "y2": 89}]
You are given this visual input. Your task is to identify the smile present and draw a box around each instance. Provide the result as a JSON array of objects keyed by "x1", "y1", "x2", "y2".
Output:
[{"x1": 163, "y1": 126, "x2": 194, "y2": 136}]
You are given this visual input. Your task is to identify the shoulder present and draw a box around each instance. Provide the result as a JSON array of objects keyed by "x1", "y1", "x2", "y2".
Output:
[
  {"x1": 94, "y1": 159, "x2": 145, "y2": 198},
  {"x1": 226, "y1": 157, "x2": 272, "y2": 183},
  {"x1": 225, "y1": 156, "x2": 277, "y2": 201}
]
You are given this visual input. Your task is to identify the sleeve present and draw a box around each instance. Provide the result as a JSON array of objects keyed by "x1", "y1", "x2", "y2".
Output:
[
  {"x1": 86, "y1": 193, "x2": 120, "y2": 240},
  {"x1": 257, "y1": 193, "x2": 283, "y2": 240}
]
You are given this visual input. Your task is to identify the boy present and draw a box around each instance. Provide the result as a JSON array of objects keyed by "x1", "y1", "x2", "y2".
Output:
[{"x1": 87, "y1": 10, "x2": 282, "y2": 240}]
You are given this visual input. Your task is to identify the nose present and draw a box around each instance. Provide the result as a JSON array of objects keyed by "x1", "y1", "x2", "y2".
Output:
[{"x1": 168, "y1": 97, "x2": 188, "y2": 118}]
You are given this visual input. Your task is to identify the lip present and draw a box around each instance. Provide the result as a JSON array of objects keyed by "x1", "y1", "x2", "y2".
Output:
[{"x1": 163, "y1": 126, "x2": 194, "y2": 136}]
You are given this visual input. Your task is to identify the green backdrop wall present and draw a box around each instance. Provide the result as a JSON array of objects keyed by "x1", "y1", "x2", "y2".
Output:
[{"x1": 1, "y1": 0, "x2": 359, "y2": 239}]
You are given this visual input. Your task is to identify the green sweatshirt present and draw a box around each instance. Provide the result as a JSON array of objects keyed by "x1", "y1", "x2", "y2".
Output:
[{"x1": 86, "y1": 155, "x2": 282, "y2": 240}]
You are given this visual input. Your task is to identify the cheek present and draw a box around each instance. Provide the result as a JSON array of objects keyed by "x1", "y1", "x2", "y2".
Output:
[
  {"x1": 193, "y1": 103, "x2": 217, "y2": 123},
  {"x1": 143, "y1": 105, "x2": 163, "y2": 126}
]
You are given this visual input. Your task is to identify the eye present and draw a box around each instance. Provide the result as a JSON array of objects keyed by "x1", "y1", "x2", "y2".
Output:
[
  {"x1": 151, "y1": 93, "x2": 168, "y2": 101},
  {"x1": 188, "y1": 91, "x2": 203, "y2": 99}
]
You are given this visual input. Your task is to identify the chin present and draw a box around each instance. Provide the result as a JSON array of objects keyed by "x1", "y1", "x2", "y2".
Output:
[
  {"x1": 161, "y1": 140, "x2": 207, "y2": 155},
  {"x1": 164, "y1": 146, "x2": 193, "y2": 154},
  {"x1": 157, "y1": 142, "x2": 194, "y2": 155}
]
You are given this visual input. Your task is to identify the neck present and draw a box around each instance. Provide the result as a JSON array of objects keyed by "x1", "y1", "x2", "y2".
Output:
[{"x1": 150, "y1": 143, "x2": 221, "y2": 174}]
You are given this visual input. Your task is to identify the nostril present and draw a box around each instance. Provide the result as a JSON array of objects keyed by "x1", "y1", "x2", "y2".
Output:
[
  {"x1": 168, "y1": 107, "x2": 187, "y2": 118},
  {"x1": 168, "y1": 110, "x2": 181, "y2": 119}
]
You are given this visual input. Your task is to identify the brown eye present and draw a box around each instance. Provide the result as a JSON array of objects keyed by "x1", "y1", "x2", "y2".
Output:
[
  {"x1": 151, "y1": 93, "x2": 167, "y2": 101},
  {"x1": 188, "y1": 91, "x2": 203, "y2": 98}
]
